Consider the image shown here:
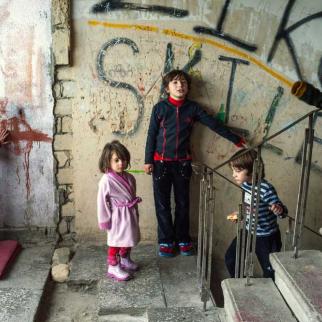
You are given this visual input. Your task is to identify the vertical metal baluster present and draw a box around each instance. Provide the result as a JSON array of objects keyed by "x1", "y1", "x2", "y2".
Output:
[
  {"x1": 240, "y1": 192, "x2": 247, "y2": 278},
  {"x1": 284, "y1": 217, "x2": 293, "y2": 252},
  {"x1": 294, "y1": 115, "x2": 314, "y2": 258},
  {"x1": 197, "y1": 168, "x2": 206, "y2": 284},
  {"x1": 235, "y1": 203, "x2": 243, "y2": 278},
  {"x1": 249, "y1": 147, "x2": 263, "y2": 281},
  {"x1": 201, "y1": 171, "x2": 210, "y2": 309},
  {"x1": 206, "y1": 172, "x2": 215, "y2": 309},
  {"x1": 244, "y1": 158, "x2": 258, "y2": 285},
  {"x1": 293, "y1": 127, "x2": 309, "y2": 257}
]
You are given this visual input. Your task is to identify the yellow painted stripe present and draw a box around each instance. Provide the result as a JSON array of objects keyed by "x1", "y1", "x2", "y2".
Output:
[
  {"x1": 88, "y1": 20, "x2": 159, "y2": 32},
  {"x1": 88, "y1": 20, "x2": 293, "y2": 88}
]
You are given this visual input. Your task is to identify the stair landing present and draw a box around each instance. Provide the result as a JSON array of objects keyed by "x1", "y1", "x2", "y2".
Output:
[
  {"x1": 222, "y1": 278, "x2": 296, "y2": 322},
  {"x1": 270, "y1": 250, "x2": 322, "y2": 322},
  {"x1": 69, "y1": 243, "x2": 225, "y2": 321}
]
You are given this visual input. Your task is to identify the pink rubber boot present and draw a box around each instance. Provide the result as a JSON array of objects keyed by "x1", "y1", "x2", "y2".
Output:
[
  {"x1": 120, "y1": 255, "x2": 139, "y2": 272},
  {"x1": 107, "y1": 264, "x2": 131, "y2": 281}
]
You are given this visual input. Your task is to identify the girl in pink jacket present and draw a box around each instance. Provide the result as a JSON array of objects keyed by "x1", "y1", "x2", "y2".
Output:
[{"x1": 97, "y1": 140, "x2": 141, "y2": 281}]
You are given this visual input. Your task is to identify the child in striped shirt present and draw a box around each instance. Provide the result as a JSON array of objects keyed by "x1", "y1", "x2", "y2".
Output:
[{"x1": 225, "y1": 149, "x2": 287, "y2": 279}]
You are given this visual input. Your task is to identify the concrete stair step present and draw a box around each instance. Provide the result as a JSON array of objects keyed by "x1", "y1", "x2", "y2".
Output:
[
  {"x1": 97, "y1": 253, "x2": 166, "y2": 315},
  {"x1": 158, "y1": 253, "x2": 202, "y2": 308},
  {"x1": 68, "y1": 244, "x2": 106, "y2": 289},
  {"x1": 98, "y1": 244, "x2": 218, "y2": 315},
  {"x1": 222, "y1": 278, "x2": 296, "y2": 322},
  {"x1": 0, "y1": 231, "x2": 56, "y2": 322},
  {"x1": 270, "y1": 250, "x2": 322, "y2": 322},
  {"x1": 98, "y1": 308, "x2": 148, "y2": 322},
  {"x1": 96, "y1": 307, "x2": 226, "y2": 322},
  {"x1": 147, "y1": 307, "x2": 225, "y2": 322},
  {"x1": 67, "y1": 243, "x2": 224, "y2": 321}
]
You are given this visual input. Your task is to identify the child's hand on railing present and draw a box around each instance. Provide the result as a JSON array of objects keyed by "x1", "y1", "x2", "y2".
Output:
[{"x1": 269, "y1": 204, "x2": 286, "y2": 218}]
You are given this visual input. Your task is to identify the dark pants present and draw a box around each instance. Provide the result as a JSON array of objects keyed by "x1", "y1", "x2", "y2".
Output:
[
  {"x1": 152, "y1": 161, "x2": 192, "y2": 244},
  {"x1": 225, "y1": 230, "x2": 282, "y2": 279}
]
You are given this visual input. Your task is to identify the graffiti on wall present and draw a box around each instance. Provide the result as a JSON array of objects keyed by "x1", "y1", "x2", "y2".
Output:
[
  {"x1": 218, "y1": 55, "x2": 249, "y2": 125},
  {"x1": 92, "y1": 0, "x2": 189, "y2": 18},
  {"x1": 92, "y1": 0, "x2": 322, "y2": 83},
  {"x1": 97, "y1": 37, "x2": 144, "y2": 136},
  {"x1": 267, "y1": 0, "x2": 322, "y2": 81},
  {"x1": 160, "y1": 43, "x2": 202, "y2": 100},
  {"x1": 194, "y1": 0, "x2": 257, "y2": 52},
  {"x1": 0, "y1": 99, "x2": 52, "y2": 199},
  {"x1": 89, "y1": 0, "x2": 322, "y2": 171},
  {"x1": 194, "y1": 0, "x2": 322, "y2": 82}
]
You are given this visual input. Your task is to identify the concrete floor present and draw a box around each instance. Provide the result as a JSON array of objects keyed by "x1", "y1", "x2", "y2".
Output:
[
  {"x1": 0, "y1": 234, "x2": 226, "y2": 322},
  {"x1": 43, "y1": 243, "x2": 226, "y2": 322}
]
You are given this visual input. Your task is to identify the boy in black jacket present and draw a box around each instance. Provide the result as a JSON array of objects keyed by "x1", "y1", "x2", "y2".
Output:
[{"x1": 144, "y1": 69, "x2": 245, "y2": 257}]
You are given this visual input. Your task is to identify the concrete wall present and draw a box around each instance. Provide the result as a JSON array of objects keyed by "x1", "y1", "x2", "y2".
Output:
[
  {"x1": 0, "y1": 0, "x2": 56, "y2": 228},
  {"x1": 54, "y1": 0, "x2": 322, "y2": 254}
]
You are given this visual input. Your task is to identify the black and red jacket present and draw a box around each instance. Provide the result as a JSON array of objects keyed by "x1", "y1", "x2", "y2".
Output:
[{"x1": 145, "y1": 98, "x2": 242, "y2": 164}]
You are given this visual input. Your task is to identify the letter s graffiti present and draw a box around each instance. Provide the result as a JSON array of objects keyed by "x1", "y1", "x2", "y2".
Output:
[{"x1": 97, "y1": 37, "x2": 144, "y2": 136}]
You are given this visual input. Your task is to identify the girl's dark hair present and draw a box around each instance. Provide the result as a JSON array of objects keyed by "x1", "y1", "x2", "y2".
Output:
[
  {"x1": 229, "y1": 148, "x2": 265, "y2": 178},
  {"x1": 162, "y1": 69, "x2": 191, "y2": 90},
  {"x1": 99, "y1": 140, "x2": 131, "y2": 173}
]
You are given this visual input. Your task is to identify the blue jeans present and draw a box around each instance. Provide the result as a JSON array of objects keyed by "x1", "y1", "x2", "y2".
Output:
[
  {"x1": 152, "y1": 161, "x2": 192, "y2": 244},
  {"x1": 225, "y1": 229, "x2": 282, "y2": 279}
]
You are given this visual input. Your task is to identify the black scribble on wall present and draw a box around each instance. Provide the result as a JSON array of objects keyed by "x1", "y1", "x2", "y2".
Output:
[
  {"x1": 296, "y1": 111, "x2": 322, "y2": 173},
  {"x1": 263, "y1": 87, "x2": 284, "y2": 138},
  {"x1": 159, "y1": 43, "x2": 202, "y2": 99},
  {"x1": 262, "y1": 87, "x2": 284, "y2": 155},
  {"x1": 97, "y1": 37, "x2": 144, "y2": 136},
  {"x1": 193, "y1": 0, "x2": 257, "y2": 52},
  {"x1": 92, "y1": 0, "x2": 189, "y2": 18},
  {"x1": 268, "y1": 0, "x2": 322, "y2": 81},
  {"x1": 218, "y1": 55, "x2": 249, "y2": 124},
  {"x1": 163, "y1": 43, "x2": 174, "y2": 77},
  {"x1": 182, "y1": 48, "x2": 202, "y2": 74},
  {"x1": 159, "y1": 43, "x2": 175, "y2": 100}
]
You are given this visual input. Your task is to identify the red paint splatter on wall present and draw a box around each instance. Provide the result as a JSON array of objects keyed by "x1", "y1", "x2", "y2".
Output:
[
  {"x1": 0, "y1": 98, "x2": 8, "y2": 115},
  {"x1": 0, "y1": 101, "x2": 52, "y2": 199}
]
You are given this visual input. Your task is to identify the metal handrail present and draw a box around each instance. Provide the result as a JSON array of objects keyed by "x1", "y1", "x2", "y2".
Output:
[
  {"x1": 195, "y1": 106, "x2": 321, "y2": 307},
  {"x1": 197, "y1": 167, "x2": 322, "y2": 239},
  {"x1": 195, "y1": 166, "x2": 216, "y2": 311},
  {"x1": 213, "y1": 107, "x2": 320, "y2": 171},
  {"x1": 199, "y1": 107, "x2": 322, "y2": 239}
]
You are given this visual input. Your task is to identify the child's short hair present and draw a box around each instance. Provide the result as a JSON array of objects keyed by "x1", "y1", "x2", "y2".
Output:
[
  {"x1": 99, "y1": 140, "x2": 131, "y2": 173},
  {"x1": 229, "y1": 148, "x2": 265, "y2": 178},
  {"x1": 162, "y1": 69, "x2": 191, "y2": 90}
]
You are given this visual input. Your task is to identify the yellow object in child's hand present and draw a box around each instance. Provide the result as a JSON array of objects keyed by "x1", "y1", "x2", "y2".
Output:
[{"x1": 227, "y1": 212, "x2": 238, "y2": 222}]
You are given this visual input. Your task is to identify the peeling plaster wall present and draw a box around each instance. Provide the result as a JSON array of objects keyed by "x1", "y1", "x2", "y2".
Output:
[
  {"x1": 0, "y1": 0, "x2": 55, "y2": 228},
  {"x1": 70, "y1": 0, "x2": 322, "y2": 255}
]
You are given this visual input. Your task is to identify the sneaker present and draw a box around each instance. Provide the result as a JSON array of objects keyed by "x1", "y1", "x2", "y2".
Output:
[
  {"x1": 107, "y1": 264, "x2": 131, "y2": 281},
  {"x1": 159, "y1": 243, "x2": 175, "y2": 257},
  {"x1": 178, "y1": 242, "x2": 193, "y2": 256},
  {"x1": 120, "y1": 256, "x2": 139, "y2": 272}
]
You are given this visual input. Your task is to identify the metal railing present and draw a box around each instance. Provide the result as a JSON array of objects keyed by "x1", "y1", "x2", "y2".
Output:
[
  {"x1": 195, "y1": 107, "x2": 322, "y2": 308},
  {"x1": 193, "y1": 164, "x2": 215, "y2": 310}
]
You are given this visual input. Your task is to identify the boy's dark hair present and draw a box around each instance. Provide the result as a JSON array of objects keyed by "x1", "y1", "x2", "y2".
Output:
[
  {"x1": 229, "y1": 148, "x2": 265, "y2": 178},
  {"x1": 162, "y1": 69, "x2": 191, "y2": 90},
  {"x1": 99, "y1": 140, "x2": 131, "y2": 173}
]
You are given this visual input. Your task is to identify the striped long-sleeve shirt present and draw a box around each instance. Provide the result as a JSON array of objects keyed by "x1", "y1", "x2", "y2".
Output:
[{"x1": 242, "y1": 180, "x2": 287, "y2": 237}]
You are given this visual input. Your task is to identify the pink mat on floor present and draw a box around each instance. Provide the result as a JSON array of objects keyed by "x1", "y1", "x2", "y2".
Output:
[{"x1": 0, "y1": 240, "x2": 22, "y2": 279}]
